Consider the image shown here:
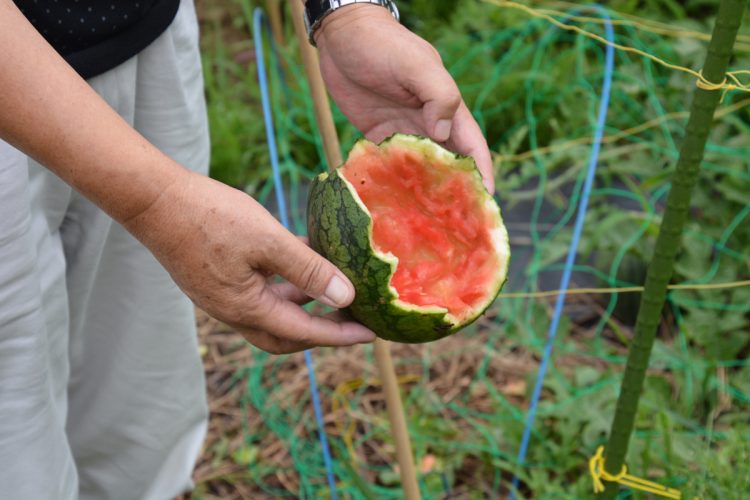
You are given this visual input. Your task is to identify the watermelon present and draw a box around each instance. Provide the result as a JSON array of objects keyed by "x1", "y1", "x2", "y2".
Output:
[{"x1": 307, "y1": 134, "x2": 509, "y2": 343}]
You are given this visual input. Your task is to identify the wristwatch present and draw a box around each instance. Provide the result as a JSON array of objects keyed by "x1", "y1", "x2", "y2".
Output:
[{"x1": 304, "y1": 0, "x2": 400, "y2": 46}]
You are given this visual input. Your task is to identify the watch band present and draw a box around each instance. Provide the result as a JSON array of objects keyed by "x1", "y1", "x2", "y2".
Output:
[{"x1": 304, "y1": 0, "x2": 400, "y2": 46}]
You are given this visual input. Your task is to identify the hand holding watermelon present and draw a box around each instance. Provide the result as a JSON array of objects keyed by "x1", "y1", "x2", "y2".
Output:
[
  {"x1": 124, "y1": 171, "x2": 376, "y2": 354},
  {"x1": 314, "y1": 3, "x2": 495, "y2": 194}
]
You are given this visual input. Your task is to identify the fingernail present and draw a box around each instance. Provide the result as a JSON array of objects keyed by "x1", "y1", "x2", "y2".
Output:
[
  {"x1": 434, "y1": 119, "x2": 452, "y2": 142},
  {"x1": 323, "y1": 275, "x2": 351, "y2": 307},
  {"x1": 353, "y1": 329, "x2": 376, "y2": 344}
]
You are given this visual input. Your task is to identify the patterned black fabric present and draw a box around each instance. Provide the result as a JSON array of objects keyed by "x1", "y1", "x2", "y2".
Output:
[{"x1": 14, "y1": 0, "x2": 180, "y2": 79}]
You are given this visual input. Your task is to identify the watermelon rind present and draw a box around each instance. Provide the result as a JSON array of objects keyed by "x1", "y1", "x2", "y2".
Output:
[{"x1": 307, "y1": 134, "x2": 510, "y2": 343}]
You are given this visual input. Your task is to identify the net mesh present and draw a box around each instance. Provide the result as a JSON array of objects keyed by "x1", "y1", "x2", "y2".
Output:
[{"x1": 192, "y1": 1, "x2": 750, "y2": 498}]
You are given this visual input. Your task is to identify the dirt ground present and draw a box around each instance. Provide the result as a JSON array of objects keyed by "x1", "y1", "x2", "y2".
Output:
[{"x1": 180, "y1": 300, "x2": 613, "y2": 499}]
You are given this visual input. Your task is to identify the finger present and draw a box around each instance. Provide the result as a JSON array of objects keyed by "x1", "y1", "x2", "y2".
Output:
[
  {"x1": 254, "y1": 285, "x2": 375, "y2": 346},
  {"x1": 260, "y1": 225, "x2": 356, "y2": 308},
  {"x1": 239, "y1": 307, "x2": 368, "y2": 355},
  {"x1": 364, "y1": 115, "x2": 427, "y2": 143},
  {"x1": 269, "y1": 282, "x2": 313, "y2": 305},
  {"x1": 286, "y1": 236, "x2": 344, "y2": 303},
  {"x1": 241, "y1": 328, "x2": 313, "y2": 355},
  {"x1": 321, "y1": 310, "x2": 351, "y2": 322},
  {"x1": 447, "y1": 102, "x2": 495, "y2": 194},
  {"x1": 400, "y1": 47, "x2": 461, "y2": 143}
]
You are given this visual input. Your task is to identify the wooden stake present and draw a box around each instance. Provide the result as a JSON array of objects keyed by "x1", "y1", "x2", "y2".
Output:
[
  {"x1": 289, "y1": 2, "x2": 422, "y2": 499},
  {"x1": 264, "y1": 0, "x2": 286, "y2": 48},
  {"x1": 289, "y1": 1, "x2": 342, "y2": 169},
  {"x1": 372, "y1": 340, "x2": 422, "y2": 500}
]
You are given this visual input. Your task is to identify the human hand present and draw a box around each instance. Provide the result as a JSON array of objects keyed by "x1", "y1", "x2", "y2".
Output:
[
  {"x1": 314, "y1": 4, "x2": 494, "y2": 193},
  {"x1": 123, "y1": 171, "x2": 376, "y2": 354}
]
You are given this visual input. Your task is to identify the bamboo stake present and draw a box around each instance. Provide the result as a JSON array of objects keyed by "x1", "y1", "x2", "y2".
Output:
[
  {"x1": 263, "y1": 0, "x2": 290, "y2": 75},
  {"x1": 597, "y1": 1, "x2": 745, "y2": 498},
  {"x1": 288, "y1": 2, "x2": 422, "y2": 499},
  {"x1": 264, "y1": 0, "x2": 286, "y2": 48},
  {"x1": 372, "y1": 340, "x2": 422, "y2": 500},
  {"x1": 288, "y1": 1, "x2": 342, "y2": 169}
]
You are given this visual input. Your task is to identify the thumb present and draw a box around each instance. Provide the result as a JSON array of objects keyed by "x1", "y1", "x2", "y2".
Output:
[
  {"x1": 261, "y1": 230, "x2": 355, "y2": 308},
  {"x1": 407, "y1": 54, "x2": 462, "y2": 143}
]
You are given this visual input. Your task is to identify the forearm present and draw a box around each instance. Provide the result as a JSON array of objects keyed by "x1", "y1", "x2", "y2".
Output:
[{"x1": 0, "y1": 0, "x2": 186, "y2": 225}]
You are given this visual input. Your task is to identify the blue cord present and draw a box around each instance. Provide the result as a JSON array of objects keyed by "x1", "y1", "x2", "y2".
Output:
[
  {"x1": 509, "y1": 6, "x2": 614, "y2": 498},
  {"x1": 253, "y1": 9, "x2": 339, "y2": 499}
]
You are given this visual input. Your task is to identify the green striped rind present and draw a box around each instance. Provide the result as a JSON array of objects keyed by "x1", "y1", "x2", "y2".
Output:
[
  {"x1": 307, "y1": 134, "x2": 510, "y2": 343},
  {"x1": 308, "y1": 168, "x2": 454, "y2": 343}
]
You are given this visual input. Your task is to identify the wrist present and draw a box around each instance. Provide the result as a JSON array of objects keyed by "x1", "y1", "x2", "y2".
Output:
[
  {"x1": 309, "y1": 2, "x2": 398, "y2": 47},
  {"x1": 119, "y1": 166, "x2": 195, "y2": 256}
]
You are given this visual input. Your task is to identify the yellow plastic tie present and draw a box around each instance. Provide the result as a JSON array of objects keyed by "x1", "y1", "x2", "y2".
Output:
[
  {"x1": 588, "y1": 446, "x2": 688, "y2": 499},
  {"x1": 696, "y1": 70, "x2": 736, "y2": 102}
]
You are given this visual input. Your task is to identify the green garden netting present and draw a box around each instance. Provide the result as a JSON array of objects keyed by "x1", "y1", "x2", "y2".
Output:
[{"x1": 194, "y1": 2, "x2": 750, "y2": 498}]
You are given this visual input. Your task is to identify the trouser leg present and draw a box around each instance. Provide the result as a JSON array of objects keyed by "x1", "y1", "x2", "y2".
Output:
[
  {"x1": 62, "y1": 2, "x2": 211, "y2": 498},
  {"x1": 1, "y1": 1, "x2": 210, "y2": 497},
  {"x1": 0, "y1": 142, "x2": 78, "y2": 500}
]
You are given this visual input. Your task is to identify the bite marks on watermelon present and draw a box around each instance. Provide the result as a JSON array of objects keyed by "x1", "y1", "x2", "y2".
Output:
[{"x1": 341, "y1": 138, "x2": 501, "y2": 322}]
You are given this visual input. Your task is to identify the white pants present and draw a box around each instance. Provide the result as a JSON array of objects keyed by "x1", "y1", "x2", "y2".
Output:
[{"x1": 0, "y1": 2, "x2": 210, "y2": 498}]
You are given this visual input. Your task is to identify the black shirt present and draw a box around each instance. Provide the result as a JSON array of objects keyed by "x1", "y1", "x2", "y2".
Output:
[{"x1": 15, "y1": 0, "x2": 180, "y2": 79}]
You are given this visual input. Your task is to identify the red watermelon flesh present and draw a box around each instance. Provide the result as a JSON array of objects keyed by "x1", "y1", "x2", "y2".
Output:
[{"x1": 341, "y1": 140, "x2": 501, "y2": 321}]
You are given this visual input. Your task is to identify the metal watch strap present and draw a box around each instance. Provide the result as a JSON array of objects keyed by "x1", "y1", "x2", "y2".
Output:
[{"x1": 304, "y1": 0, "x2": 400, "y2": 46}]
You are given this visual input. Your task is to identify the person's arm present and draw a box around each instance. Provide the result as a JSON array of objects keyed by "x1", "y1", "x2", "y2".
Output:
[
  {"x1": 0, "y1": 0, "x2": 374, "y2": 354},
  {"x1": 311, "y1": 2, "x2": 495, "y2": 193}
]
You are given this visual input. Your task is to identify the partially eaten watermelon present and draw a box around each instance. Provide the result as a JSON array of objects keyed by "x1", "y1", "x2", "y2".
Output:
[{"x1": 307, "y1": 134, "x2": 509, "y2": 343}]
